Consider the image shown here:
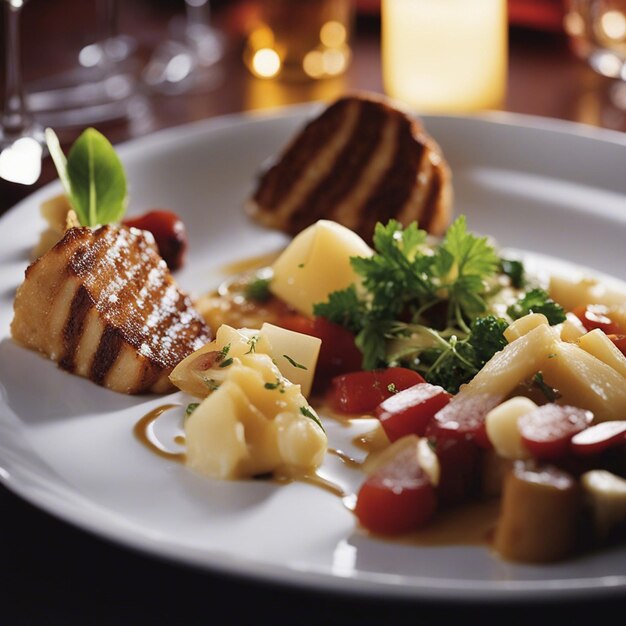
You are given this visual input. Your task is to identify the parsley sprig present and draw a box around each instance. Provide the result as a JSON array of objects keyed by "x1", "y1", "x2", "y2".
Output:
[{"x1": 313, "y1": 217, "x2": 564, "y2": 394}]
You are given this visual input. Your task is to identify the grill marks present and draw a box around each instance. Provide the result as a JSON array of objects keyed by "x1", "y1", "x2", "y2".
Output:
[
  {"x1": 60, "y1": 285, "x2": 94, "y2": 372},
  {"x1": 247, "y1": 94, "x2": 452, "y2": 243},
  {"x1": 13, "y1": 224, "x2": 211, "y2": 394}
]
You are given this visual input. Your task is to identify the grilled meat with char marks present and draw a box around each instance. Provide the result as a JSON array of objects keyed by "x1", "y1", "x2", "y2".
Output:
[{"x1": 11, "y1": 224, "x2": 211, "y2": 394}]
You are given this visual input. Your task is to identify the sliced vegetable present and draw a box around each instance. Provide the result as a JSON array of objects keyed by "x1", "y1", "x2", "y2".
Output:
[
  {"x1": 328, "y1": 368, "x2": 425, "y2": 415},
  {"x1": 494, "y1": 461, "x2": 581, "y2": 563},
  {"x1": 354, "y1": 436, "x2": 436, "y2": 534},
  {"x1": 375, "y1": 382, "x2": 452, "y2": 442},
  {"x1": 571, "y1": 421, "x2": 626, "y2": 457},
  {"x1": 518, "y1": 404, "x2": 593, "y2": 460}
]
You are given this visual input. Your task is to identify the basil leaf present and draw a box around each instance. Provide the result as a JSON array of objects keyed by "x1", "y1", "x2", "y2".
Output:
[{"x1": 66, "y1": 128, "x2": 127, "y2": 227}]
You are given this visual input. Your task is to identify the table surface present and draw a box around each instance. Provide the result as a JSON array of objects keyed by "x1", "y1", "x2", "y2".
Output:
[{"x1": 2, "y1": 1, "x2": 626, "y2": 623}]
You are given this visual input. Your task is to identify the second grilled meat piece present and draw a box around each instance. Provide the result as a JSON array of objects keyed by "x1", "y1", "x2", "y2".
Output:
[
  {"x1": 11, "y1": 224, "x2": 211, "y2": 394},
  {"x1": 246, "y1": 93, "x2": 452, "y2": 243}
]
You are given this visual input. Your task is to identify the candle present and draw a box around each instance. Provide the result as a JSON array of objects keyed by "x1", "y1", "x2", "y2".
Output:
[{"x1": 381, "y1": 0, "x2": 508, "y2": 113}]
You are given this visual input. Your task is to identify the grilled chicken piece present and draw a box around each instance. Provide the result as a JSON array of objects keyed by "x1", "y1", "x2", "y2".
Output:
[
  {"x1": 246, "y1": 93, "x2": 452, "y2": 243},
  {"x1": 11, "y1": 224, "x2": 211, "y2": 394}
]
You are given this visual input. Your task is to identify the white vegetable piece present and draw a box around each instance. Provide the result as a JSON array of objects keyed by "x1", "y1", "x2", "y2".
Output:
[
  {"x1": 485, "y1": 397, "x2": 536, "y2": 460},
  {"x1": 463, "y1": 324, "x2": 556, "y2": 398},
  {"x1": 184, "y1": 354, "x2": 327, "y2": 480},
  {"x1": 416, "y1": 438, "x2": 440, "y2": 486},
  {"x1": 581, "y1": 470, "x2": 626, "y2": 540},
  {"x1": 259, "y1": 322, "x2": 321, "y2": 397},
  {"x1": 270, "y1": 219, "x2": 373, "y2": 316},
  {"x1": 578, "y1": 328, "x2": 626, "y2": 379},
  {"x1": 549, "y1": 274, "x2": 626, "y2": 311},
  {"x1": 559, "y1": 312, "x2": 587, "y2": 343},
  {"x1": 504, "y1": 313, "x2": 549, "y2": 343},
  {"x1": 541, "y1": 341, "x2": 626, "y2": 422}
]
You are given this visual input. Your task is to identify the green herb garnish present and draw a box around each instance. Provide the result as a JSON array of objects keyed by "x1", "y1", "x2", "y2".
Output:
[
  {"x1": 532, "y1": 372, "x2": 561, "y2": 402},
  {"x1": 264, "y1": 378, "x2": 286, "y2": 393},
  {"x1": 244, "y1": 276, "x2": 272, "y2": 302},
  {"x1": 245, "y1": 335, "x2": 260, "y2": 354},
  {"x1": 185, "y1": 402, "x2": 200, "y2": 417},
  {"x1": 45, "y1": 127, "x2": 127, "y2": 227},
  {"x1": 500, "y1": 258, "x2": 525, "y2": 288},
  {"x1": 300, "y1": 405, "x2": 324, "y2": 431},
  {"x1": 219, "y1": 357, "x2": 234, "y2": 368},
  {"x1": 507, "y1": 288, "x2": 566, "y2": 325},
  {"x1": 283, "y1": 354, "x2": 307, "y2": 370},
  {"x1": 203, "y1": 378, "x2": 220, "y2": 391},
  {"x1": 313, "y1": 217, "x2": 508, "y2": 393}
]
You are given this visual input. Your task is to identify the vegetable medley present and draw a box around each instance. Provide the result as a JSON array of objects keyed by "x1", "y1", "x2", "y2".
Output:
[{"x1": 176, "y1": 216, "x2": 626, "y2": 565}]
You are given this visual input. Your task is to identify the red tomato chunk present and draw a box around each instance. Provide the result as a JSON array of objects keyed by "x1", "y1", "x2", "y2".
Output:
[
  {"x1": 573, "y1": 305, "x2": 624, "y2": 335},
  {"x1": 375, "y1": 383, "x2": 452, "y2": 442},
  {"x1": 518, "y1": 404, "x2": 593, "y2": 460},
  {"x1": 123, "y1": 209, "x2": 188, "y2": 270},
  {"x1": 329, "y1": 368, "x2": 426, "y2": 415},
  {"x1": 354, "y1": 442, "x2": 436, "y2": 535}
]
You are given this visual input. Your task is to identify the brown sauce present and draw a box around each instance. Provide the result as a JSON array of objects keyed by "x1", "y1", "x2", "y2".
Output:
[
  {"x1": 220, "y1": 250, "x2": 282, "y2": 276},
  {"x1": 134, "y1": 404, "x2": 186, "y2": 463}
]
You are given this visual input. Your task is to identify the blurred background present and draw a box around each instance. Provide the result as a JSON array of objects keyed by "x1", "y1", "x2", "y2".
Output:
[{"x1": 0, "y1": 0, "x2": 624, "y2": 206}]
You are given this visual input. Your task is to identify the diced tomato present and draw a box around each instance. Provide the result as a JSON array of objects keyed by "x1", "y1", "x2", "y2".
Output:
[
  {"x1": 328, "y1": 368, "x2": 426, "y2": 415},
  {"x1": 608, "y1": 334, "x2": 626, "y2": 358},
  {"x1": 433, "y1": 436, "x2": 482, "y2": 506},
  {"x1": 276, "y1": 315, "x2": 363, "y2": 385},
  {"x1": 570, "y1": 421, "x2": 626, "y2": 456},
  {"x1": 518, "y1": 404, "x2": 593, "y2": 460},
  {"x1": 123, "y1": 209, "x2": 187, "y2": 270},
  {"x1": 573, "y1": 305, "x2": 624, "y2": 335},
  {"x1": 354, "y1": 440, "x2": 436, "y2": 535},
  {"x1": 426, "y1": 392, "x2": 502, "y2": 449},
  {"x1": 375, "y1": 383, "x2": 452, "y2": 442}
]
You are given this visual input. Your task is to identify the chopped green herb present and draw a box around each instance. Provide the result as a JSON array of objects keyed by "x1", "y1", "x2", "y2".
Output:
[
  {"x1": 507, "y1": 288, "x2": 566, "y2": 325},
  {"x1": 219, "y1": 357, "x2": 234, "y2": 368},
  {"x1": 203, "y1": 378, "x2": 220, "y2": 391},
  {"x1": 218, "y1": 343, "x2": 231, "y2": 360},
  {"x1": 300, "y1": 405, "x2": 324, "y2": 431},
  {"x1": 185, "y1": 402, "x2": 200, "y2": 417},
  {"x1": 283, "y1": 354, "x2": 307, "y2": 370},
  {"x1": 500, "y1": 258, "x2": 525, "y2": 289},
  {"x1": 387, "y1": 383, "x2": 398, "y2": 394},
  {"x1": 244, "y1": 276, "x2": 272, "y2": 302},
  {"x1": 533, "y1": 372, "x2": 561, "y2": 402},
  {"x1": 264, "y1": 378, "x2": 286, "y2": 393},
  {"x1": 245, "y1": 334, "x2": 260, "y2": 354}
]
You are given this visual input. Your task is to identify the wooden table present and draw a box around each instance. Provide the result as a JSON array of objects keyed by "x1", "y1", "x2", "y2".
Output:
[{"x1": 2, "y1": 2, "x2": 626, "y2": 623}]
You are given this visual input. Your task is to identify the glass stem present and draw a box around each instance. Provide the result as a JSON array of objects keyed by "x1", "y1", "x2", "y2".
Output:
[
  {"x1": 185, "y1": 0, "x2": 211, "y2": 31},
  {"x1": 2, "y1": 0, "x2": 31, "y2": 136},
  {"x1": 99, "y1": 0, "x2": 118, "y2": 41}
]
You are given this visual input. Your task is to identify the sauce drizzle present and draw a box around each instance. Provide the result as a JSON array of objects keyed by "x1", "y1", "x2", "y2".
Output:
[{"x1": 134, "y1": 403, "x2": 185, "y2": 463}]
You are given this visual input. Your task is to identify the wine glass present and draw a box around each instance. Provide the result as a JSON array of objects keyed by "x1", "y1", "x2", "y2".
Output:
[
  {"x1": 142, "y1": 0, "x2": 226, "y2": 95},
  {"x1": 25, "y1": 0, "x2": 140, "y2": 129},
  {"x1": 0, "y1": 0, "x2": 44, "y2": 185},
  {"x1": 563, "y1": 0, "x2": 626, "y2": 111}
]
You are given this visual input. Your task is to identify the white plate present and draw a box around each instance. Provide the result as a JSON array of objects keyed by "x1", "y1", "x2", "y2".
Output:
[{"x1": 1, "y1": 105, "x2": 626, "y2": 603}]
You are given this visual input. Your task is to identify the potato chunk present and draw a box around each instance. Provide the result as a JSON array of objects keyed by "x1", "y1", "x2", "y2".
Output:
[{"x1": 270, "y1": 219, "x2": 372, "y2": 316}]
